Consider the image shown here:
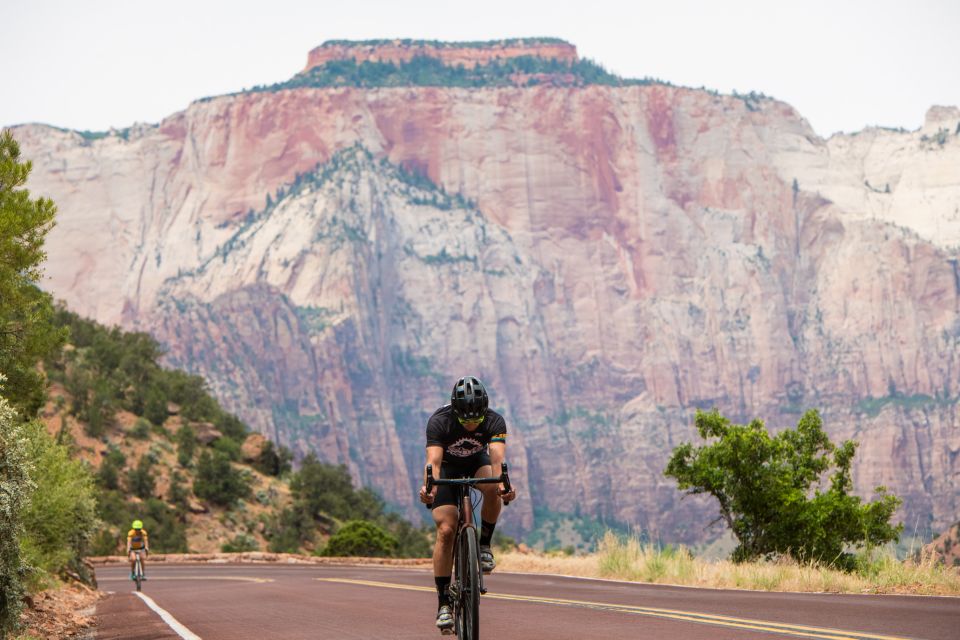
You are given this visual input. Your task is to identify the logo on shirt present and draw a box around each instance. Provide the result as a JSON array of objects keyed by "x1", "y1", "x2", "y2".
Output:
[{"x1": 447, "y1": 437, "x2": 485, "y2": 458}]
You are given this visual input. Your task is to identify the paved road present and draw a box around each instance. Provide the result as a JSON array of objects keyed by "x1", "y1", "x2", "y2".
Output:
[{"x1": 95, "y1": 564, "x2": 959, "y2": 640}]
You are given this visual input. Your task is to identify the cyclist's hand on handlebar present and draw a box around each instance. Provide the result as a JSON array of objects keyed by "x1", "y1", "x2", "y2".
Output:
[
  {"x1": 499, "y1": 484, "x2": 516, "y2": 504},
  {"x1": 419, "y1": 484, "x2": 437, "y2": 504}
]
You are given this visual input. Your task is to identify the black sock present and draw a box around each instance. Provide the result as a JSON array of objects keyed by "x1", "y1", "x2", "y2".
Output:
[
  {"x1": 480, "y1": 520, "x2": 496, "y2": 547},
  {"x1": 435, "y1": 576, "x2": 451, "y2": 608}
]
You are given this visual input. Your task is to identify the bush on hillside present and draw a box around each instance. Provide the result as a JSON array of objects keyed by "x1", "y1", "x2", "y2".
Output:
[
  {"x1": 126, "y1": 455, "x2": 156, "y2": 500},
  {"x1": 665, "y1": 409, "x2": 902, "y2": 569},
  {"x1": 167, "y1": 470, "x2": 189, "y2": 515},
  {"x1": 193, "y1": 450, "x2": 251, "y2": 507},
  {"x1": 290, "y1": 455, "x2": 357, "y2": 521},
  {"x1": 139, "y1": 498, "x2": 188, "y2": 552},
  {"x1": 212, "y1": 435, "x2": 242, "y2": 461},
  {"x1": 130, "y1": 417, "x2": 152, "y2": 440},
  {"x1": 97, "y1": 444, "x2": 126, "y2": 491},
  {"x1": 221, "y1": 533, "x2": 259, "y2": 553},
  {"x1": 19, "y1": 420, "x2": 99, "y2": 586},
  {"x1": 321, "y1": 520, "x2": 397, "y2": 558},
  {"x1": 265, "y1": 504, "x2": 315, "y2": 553},
  {"x1": 253, "y1": 440, "x2": 293, "y2": 477},
  {"x1": 176, "y1": 423, "x2": 197, "y2": 467},
  {"x1": 0, "y1": 389, "x2": 34, "y2": 635}
]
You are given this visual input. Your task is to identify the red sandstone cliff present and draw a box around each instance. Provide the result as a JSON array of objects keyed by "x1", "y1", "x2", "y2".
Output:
[
  {"x1": 305, "y1": 38, "x2": 578, "y2": 71},
  {"x1": 12, "y1": 43, "x2": 960, "y2": 541}
]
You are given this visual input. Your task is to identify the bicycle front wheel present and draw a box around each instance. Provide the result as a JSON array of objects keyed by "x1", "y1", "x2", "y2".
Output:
[
  {"x1": 456, "y1": 528, "x2": 480, "y2": 640},
  {"x1": 135, "y1": 557, "x2": 142, "y2": 592}
]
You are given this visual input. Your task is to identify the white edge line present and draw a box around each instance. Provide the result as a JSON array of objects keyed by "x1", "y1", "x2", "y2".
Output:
[{"x1": 134, "y1": 591, "x2": 202, "y2": 640}]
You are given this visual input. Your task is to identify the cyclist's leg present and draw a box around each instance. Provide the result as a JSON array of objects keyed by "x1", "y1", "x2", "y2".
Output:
[
  {"x1": 473, "y1": 464, "x2": 502, "y2": 525},
  {"x1": 432, "y1": 505, "x2": 457, "y2": 577},
  {"x1": 473, "y1": 463, "x2": 501, "y2": 572},
  {"x1": 432, "y1": 505, "x2": 457, "y2": 631}
]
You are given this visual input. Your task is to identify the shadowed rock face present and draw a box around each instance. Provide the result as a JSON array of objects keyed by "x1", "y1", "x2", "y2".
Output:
[{"x1": 14, "y1": 48, "x2": 960, "y2": 539}]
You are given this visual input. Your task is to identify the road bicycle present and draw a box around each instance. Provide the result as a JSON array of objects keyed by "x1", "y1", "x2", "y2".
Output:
[
  {"x1": 425, "y1": 462, "x2": 512, "y2": 640},
  {"x1": 131, "y1": 550, "x2": 145, "y2": 592}
]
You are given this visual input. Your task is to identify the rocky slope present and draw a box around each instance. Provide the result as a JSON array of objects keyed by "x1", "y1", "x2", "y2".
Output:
[
  {"x1": 922, "y1": 521, "x2": 960, "y2": 568},
  {"x1": 13, "y1": 40, "x2": 960, "y2": 542}
]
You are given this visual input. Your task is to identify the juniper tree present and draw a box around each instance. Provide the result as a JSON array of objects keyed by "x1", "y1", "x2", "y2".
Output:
[
  {"x1": 665, "y1": 409, "x2": 902, "y2": 569},
  {"x1": 0, "y1": 130, "x2": 66, "y2": 416}
]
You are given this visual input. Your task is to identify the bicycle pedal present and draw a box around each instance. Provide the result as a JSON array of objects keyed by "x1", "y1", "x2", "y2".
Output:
[{"x1": 480, "y1": 586, "x2": 487, "y2": 595}]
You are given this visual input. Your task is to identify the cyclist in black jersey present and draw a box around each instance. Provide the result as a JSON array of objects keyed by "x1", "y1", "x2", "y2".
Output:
[{"x1": 419, "y1": 376, "x2": 517, "y2": 633}]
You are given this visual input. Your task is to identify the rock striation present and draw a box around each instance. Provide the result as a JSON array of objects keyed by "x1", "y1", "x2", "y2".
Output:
[
  {"x1": 13, "y1": 41, "x2": 960, "y2": 540},
  {"x1": 305, "y1": 38, "x2": 579, "y2": 72}
]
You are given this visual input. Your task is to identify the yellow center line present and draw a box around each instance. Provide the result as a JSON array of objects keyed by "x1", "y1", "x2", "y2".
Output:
[{"x1": 316, "y1": 578, "x2": 913, "y2": 640}]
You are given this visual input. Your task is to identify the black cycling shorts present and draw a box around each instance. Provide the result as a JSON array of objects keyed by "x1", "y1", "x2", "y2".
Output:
[{"x1": 429, "y1": 454, "x2": 492, "y2": 510}]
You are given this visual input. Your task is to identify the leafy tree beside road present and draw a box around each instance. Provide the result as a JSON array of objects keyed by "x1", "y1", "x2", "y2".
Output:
[
  {"x1": 665, "y1": 409, "x2": 902, "y2": 569},
  {"x1": 0, "y1": 130, "x2": 66, "y2": 417}
]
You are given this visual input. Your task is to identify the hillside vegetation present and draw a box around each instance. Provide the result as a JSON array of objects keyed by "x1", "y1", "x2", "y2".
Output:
[{"x1": 42, "y1": 306, "x2": 433, "y2": 560}]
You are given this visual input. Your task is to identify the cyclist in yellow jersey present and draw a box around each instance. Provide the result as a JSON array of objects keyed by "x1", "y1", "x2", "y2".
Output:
[{"x1": 127, "y1": 520, "x2": 149, "y2": 580}]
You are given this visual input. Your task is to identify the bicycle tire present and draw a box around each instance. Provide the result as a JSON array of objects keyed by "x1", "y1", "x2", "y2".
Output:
[
  {"x1": 135, "y1": 556, "x2": 142, "y2": 592},
  {"x1": 457, "y1": 527, "x2": 480, "y2": 640}
]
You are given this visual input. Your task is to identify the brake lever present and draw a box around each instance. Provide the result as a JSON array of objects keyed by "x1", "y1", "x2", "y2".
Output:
[{"x1": 500, "y1": 461, "x2": 512, "y2": 507}]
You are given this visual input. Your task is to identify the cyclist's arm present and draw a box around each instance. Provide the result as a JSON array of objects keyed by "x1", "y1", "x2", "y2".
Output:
[
  {"x1": 426, "y1": 445, "x2": 443, "y2": 477},
  {"x1": 489, "y1": 441, "x2": 516, "y2": 500},
  {"x1": 488, "y1": 441, "x2": 505, "y2": 478},
  {"x1": 419, "y1": 446, "x2": 444, "y2": 503}
]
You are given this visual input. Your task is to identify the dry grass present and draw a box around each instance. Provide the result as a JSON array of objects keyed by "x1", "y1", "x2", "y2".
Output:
[{"x1": 497, "y1": 533, "x2": 960, "y2": 596}]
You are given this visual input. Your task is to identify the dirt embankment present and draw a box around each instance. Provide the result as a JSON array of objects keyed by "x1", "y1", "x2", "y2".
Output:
[{"x1": 18, "y1": 582, "x2": 101, "y2": 640}]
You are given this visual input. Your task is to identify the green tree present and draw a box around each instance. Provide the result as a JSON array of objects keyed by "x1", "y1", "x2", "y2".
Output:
[
  {"x1": 97, "y1": 444, "x2": 126, "y2": 491},
  {"x1": 290, "y1": 455, "x2": 356, "y2": 520},
  {"x1": 254, "y1": 440, "x2": 293, "y2": 477},
  {"x1": 176, "y1": 424, "x2": 197, "y2": 467},
  {"x1": 265, "y1": 505, "x2": 315, "y2": 553},
  {"x1": 167, "y1": 470, "x2": 189, "y2": 515},
  {"x1": 0, "y1": 386, "x2": 34, "y2": 635},
  {"x1": 139, "y1": 498, "x2": 188, "y2": 553},
  {"x1": 322, "y1": 520, "x2": 398, "y2": 557},
  {"x1": 665, "y1": 409, "x2": 902, "y2": 569},
  {"x1": 126, "y1": 455, "x2": 156, "y2": 500},
  {"x1": 19, "y1": 420, "x2": 99, "y2": 585},
  {"x1": 193, "y1": 450, "x2": 251, "y2": 507},
  {"x1": 0, "y1": 130, "x2": 67, "y2": 416}
]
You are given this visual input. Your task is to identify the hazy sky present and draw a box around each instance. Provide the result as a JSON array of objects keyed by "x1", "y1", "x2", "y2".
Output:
[{"x1": 2, "y1": 0, "x2": 958, "y2": 137}]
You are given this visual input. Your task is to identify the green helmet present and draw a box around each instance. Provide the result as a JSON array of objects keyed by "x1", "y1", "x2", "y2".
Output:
[{"x1": 132, "y1": 519, "x2": 143, "y2": 530}]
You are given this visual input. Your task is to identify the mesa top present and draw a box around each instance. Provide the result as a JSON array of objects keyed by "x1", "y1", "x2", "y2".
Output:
[{"x1": 425, "y1": 405, "x2": 507, "y2": 466}]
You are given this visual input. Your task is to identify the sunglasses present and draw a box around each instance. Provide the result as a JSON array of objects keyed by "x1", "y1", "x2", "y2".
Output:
[{"x1": 457, "y1": 415, "x2": 485, "y2": 426}]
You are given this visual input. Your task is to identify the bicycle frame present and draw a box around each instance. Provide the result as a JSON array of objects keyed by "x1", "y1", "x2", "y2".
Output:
[
  {"x1": 425, "y1": 462, "x2": 512, "y2": 638},
  {"x1": 132, "y1": 550, "x2": 144, "y2": 592}
]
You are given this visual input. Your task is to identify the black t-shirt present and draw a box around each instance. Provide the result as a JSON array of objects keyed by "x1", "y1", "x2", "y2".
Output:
[{"x1": 425, "y1": 405, "x2": 507, "y2": 467}]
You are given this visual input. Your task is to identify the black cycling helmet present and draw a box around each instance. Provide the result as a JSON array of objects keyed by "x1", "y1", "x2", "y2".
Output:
[{"x1": 450, "y1": 376, "x2": 488, "y2": 421}]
